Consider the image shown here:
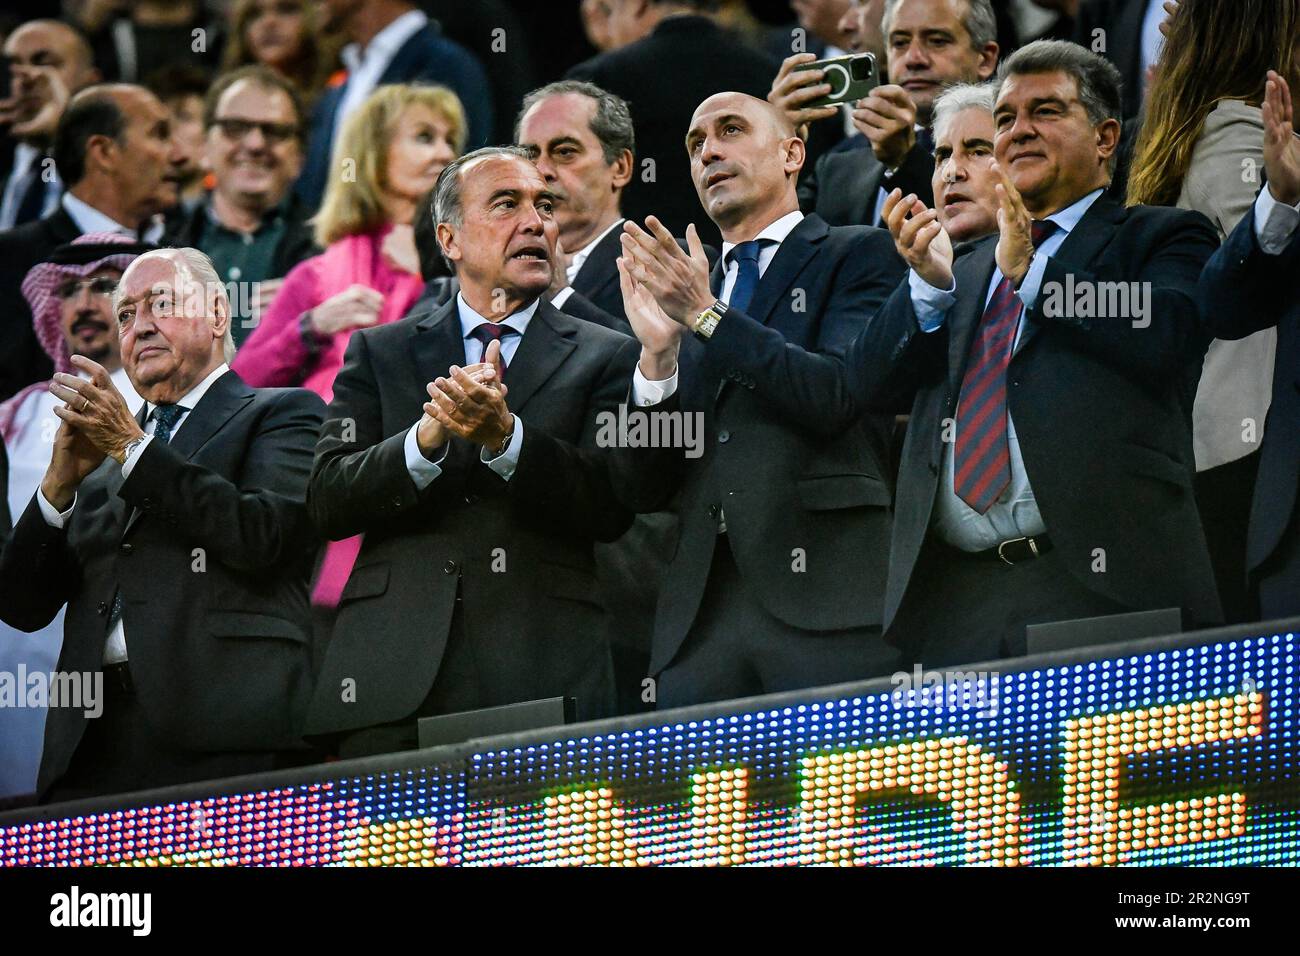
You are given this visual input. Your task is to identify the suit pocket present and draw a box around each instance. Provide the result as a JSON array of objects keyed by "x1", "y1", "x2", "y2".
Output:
[
  {"x1": 208, "y1": 611, "x2": 308, "y2": 644},
  {"x1": 1123, "y1": 444, "x2": 1192, "y2": 490},
  {"x1": 339, "y1": 561, "x2": 391, "y2": 602},
  {"x1": 797, "y1": 473, "x2": 892, "y2": 511}
]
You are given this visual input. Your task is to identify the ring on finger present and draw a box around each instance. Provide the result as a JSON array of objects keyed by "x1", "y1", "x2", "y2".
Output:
[{"x1": 81, "y1": 397, "x2": 89, "y2": 412}]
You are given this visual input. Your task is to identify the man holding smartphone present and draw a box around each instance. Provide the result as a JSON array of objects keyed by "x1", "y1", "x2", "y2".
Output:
[{"x1": 769, "y1": 0, "x2": 999, "y2": 227}]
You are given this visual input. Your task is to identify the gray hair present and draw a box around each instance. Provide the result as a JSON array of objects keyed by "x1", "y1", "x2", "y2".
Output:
[
  {"x1": 931, "y1": 82, "x2": 996, "y2": 144},
  {"x1": 115, "y1": 247, "x2": 236, "y2": 363},
  {"x1": 515, "y1": 80, "x2": 635, "y2": 165},
  {"x1": 883, "y1": 0, "x2": 998, "y2": 51},
  {"x1": 431, "y1": 145, "x2": 535, "y2": 270},
  {"x1": 994, "y1": 39, "x2": 1123, "y2": 172}
]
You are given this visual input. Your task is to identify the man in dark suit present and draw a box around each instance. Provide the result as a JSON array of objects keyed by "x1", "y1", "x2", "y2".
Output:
[
  {"x1": 0, "y1": 84, "x2": 185, "y2": 401},
  {"x1": 295, "y1": 0, "x2": 492, "y2": 210},
  {"x1": 1198, "y1": 71, "x2": 1300, "y2": 621},
  {"x1": 776, "y1": 0, "x2": 1000, "y2": 227},
  {"x1": 306, "y1": 147, "x2": 639, "y2": 755},
  {"x1": 799, "y1": 39, "x2": 1221, "y2": 667},
  {"x1": 616, "y1": 92, "x2": 905, "y2": 708},
  {"x1": 567, "y1": 1, "x2": 781, "y2": 249},
  {"x1": 0, "y1": 247, "x2": 324, "y2": 802}
]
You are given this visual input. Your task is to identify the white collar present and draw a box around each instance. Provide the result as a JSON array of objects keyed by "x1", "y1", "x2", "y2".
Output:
[
  {"x1": 61, "y1": 191, "x2": 134, "y2": 236},
  {"x1": 341, "y1": 9, "x2": 428, "y2": 71},
  {"x1": 145, "y1": 362, "x2": 229, "y2": 419},
  {"x1": 455, "y1": 292, "x2": 540, "y2": 338},
  {"x1": 569, "y1": 217, "x2": 624, "y2": 272},
  {"x1": 1040, "y1": 187, "x2": 1106, "y2": 236},
  {"x1": 720, "y1": 209, "x2": 805, "y2": 264}
]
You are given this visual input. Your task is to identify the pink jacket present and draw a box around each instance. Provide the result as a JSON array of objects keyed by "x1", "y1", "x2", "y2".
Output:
[{"x1": 232, "y1": 225, "x2": 426, "y2": 402}]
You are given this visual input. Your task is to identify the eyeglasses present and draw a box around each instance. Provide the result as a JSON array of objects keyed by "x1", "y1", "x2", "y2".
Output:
[
  {"x1": 55, "y1": 277, "x2": 118, "y2": 300},
  {"x1": 213, "y1": 117, "x2": 299, "y2": 145}
]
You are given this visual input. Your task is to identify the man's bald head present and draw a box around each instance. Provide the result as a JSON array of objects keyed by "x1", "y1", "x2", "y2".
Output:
[
  {"x1": 4, "y1": 20, "x2": 96, "y2": 75},
  {"x1": 685, "y1": 91, "x2": 806, "y2": 241}
]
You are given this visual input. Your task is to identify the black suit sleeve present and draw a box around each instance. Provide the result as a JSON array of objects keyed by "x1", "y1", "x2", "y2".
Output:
[
  {"x1": 1027, "y1": 210, "x2": 1220, "y2": 380},
  {"x1": 308, "y1": 331, "x2": 423, "y2": 541},
  {"x1": 507, "y1": 338, "x2": 639, "y2": 543},
  {"x1": 1199, "y1": 202, "x2": 1300, "y2": 340},
  {"x1": 116, "y1": 389, "x2": 325, "y2": 572},
  {"x1": 0, "y1": 493, "x2": 80, "y2": 632},
  {"x1": 696, "y1": 228, "x2": 908, "y2": 435}
]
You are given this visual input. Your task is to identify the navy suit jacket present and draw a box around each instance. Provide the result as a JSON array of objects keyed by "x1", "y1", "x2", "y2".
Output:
[
  {"x1": 1199, "y1": 197, "x2": 1300, "y2": 617},
  {"x1": 295, "y1": 23, "x2": 493, "y2": 209}
]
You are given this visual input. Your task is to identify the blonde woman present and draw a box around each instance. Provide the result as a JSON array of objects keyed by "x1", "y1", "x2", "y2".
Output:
[{"x1": 233, "y1": 83, "x2": 465, "y2": 402}]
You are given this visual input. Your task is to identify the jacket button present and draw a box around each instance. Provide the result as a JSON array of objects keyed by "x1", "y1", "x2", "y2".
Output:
[
  {"x1": 929, "y1": 462, "x2": 939, "y2": 476},
  {"x1": 707, "y1": 504, "x2": 720, "y2": 519},
  {"x1": 443, "y1": 560, "x2": 458, "y2": 575},
  {"x1": 119, "y1": 543, "x2": 133, "y2": 555},
  {"x1": 97, "y1": 602, "x2": 108, "y2": 616},
  {"x1": 140, "y1": 498, "x2": 152, "y2": 509},
  {"x1": 391, "y1": 495, "x2": 403, "y2": 508},
  {"x1": 464, "y1": 493, "x2": 478, "y2": 505},
  {"x1": 718, "y1": 430, "x2": 730, "y2": 443}
]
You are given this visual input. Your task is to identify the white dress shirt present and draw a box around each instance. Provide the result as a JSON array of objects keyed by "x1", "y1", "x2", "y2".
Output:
[
  {"x1": 0, "y1": 142, "x2": 61, "y2": 229},
  {"x1": 1254, "y1": 181, "x2": 1300, "y2": 254},
  {"x1": 61, "y1": 191, "x2": 164, "y2": 243},
  {"x1": 404, "y1": 293, "x2": 538, "y2": 488},
  {"x1": 336, "y1": 9, "x2": 428, "y2": 135},
  {"x1": 38, "y1": 362, "x2": 230, "y2": 664},
  {"x1": 910, "y1": 188, "x2": 1104, "y2": 552}
]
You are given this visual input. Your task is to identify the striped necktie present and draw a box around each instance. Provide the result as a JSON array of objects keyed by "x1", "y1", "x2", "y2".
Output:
[{"x1": 952, "y1": 220, "x2": 1057, "y2": 514}]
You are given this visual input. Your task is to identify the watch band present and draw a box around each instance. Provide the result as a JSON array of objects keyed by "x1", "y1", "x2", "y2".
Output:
[{"x1": 692, "y1": 300, "x2": 729, "y2": 340}]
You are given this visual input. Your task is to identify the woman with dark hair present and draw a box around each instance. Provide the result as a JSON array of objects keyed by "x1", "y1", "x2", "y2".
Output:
[
  {"x1": 221, "y1": 0, "x2": 344, "y2": 109},
  {"x1": 1127, "y1": 0, "x2": 1300, "y2": 622}
]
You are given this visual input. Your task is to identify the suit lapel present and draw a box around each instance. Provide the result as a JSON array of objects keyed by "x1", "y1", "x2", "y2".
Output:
[
  {"x1": 1015, "y1": 196, "x2": 1124, "y2": 354},
  {"x1": 504, "y1": 301, "x2": 577, "y2": 413},
  {"x1": 121, "y1": 372, "x2": 253, "y2": 536},
  {"x1": 411, "y1": 299, "x2": 469, "y2": 390},
  {"x1": 571, "y1": 225, "x2": 622, "y2": 302},
  {"x1": 948, "y1": 238, "x2": 999, "y2": 390},
  {"x1": 741, "y1": 215, "x2": 827, "y2": 327},
  {"x1": 107, "y1": 403, "x2": 146, "y2": 536}
]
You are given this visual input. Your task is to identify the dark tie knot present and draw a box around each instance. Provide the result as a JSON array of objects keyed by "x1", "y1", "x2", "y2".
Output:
[
  {"x1": 469, "y1": 323, "x2": 520, "y2": 347},
  {"x1": 727, "y1": 239, "x2": 763, "y2": 268},
  {"x1": 1030, "y1": 220, "x2": 1057, "y2": 249},
  {"x1": 151, "y1": 403, "x2": 184, "y2": 443}
]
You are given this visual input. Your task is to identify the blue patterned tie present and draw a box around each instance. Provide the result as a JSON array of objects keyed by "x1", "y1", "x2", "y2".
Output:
[
  {"x1": 106, "y1": 403, "x2": 185, "y2": 630},
  {"x1": 725, "y1": 240, "x2": 764, "y2": 312}
]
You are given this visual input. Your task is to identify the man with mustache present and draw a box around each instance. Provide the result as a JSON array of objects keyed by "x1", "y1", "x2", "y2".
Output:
[
  {"x1": 0, "y1": 233, "x2": 146, "y2": 800},
  {"x1": 772, "y1": 0, "x2": 999, "y2": 227},
  {"x1": 306, "y1": 147, "x2": 639, "y2": 755},
  {"x1": 0, "y1": 246, "x2": 325, "y2": 802},
  {"x1": 616, "y1": 92, "x2": 905, "y2": 707},
  {"x1": 163, "y1": 66, "x2": 317, "y2": 349},
  {"x1": 0, "y1": 83, "x2": 186, "y2": 402}
]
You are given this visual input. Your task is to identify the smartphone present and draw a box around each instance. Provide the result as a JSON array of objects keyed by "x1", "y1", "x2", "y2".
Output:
[{"x1": 793, "y1": 52, "x2": 880, "y2": 107}]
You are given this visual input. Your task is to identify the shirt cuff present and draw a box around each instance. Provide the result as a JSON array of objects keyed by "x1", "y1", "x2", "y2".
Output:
[
  {"x1": 37, "y1": 487, "x2": 75, "y2": 527},
  {"x1": 1016, "y1": 252, "x2": 1051, "y2": 312},
  {"x1": 550, "y1": 286, "x2": 575, "y2": 309},
  {"x1": 909, "y1": 268, "x2": 957, "y2": 332},
  {"x1": 404, "y1": 422, "x2": 448, "y2": 490},
  {"x1": 120, "y1": 434, "x2": 154, "y2": 479},
  {"x1": 482, "y1": 415, "x2": 523, "y2": 480},
  {"x1": 632, "y1": 364, "x2": 679, "y2": 405},
  {"x1": 1254, "y1": 184, "x2": 1300, "y2": 255}
]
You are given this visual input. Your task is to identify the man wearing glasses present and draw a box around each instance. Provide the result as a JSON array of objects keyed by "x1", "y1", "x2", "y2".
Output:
[{"x1": 163, "y1": 66, "x2": 318, "y2": 349}]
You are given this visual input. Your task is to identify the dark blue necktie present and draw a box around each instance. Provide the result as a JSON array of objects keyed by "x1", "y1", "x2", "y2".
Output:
[
  {"x1": 726, "y1": 240, "x2": 764, "y2": 313},
  {"x1": 916, "y1": 126, "x2": 936, "y2": 157},
  {"x1": 106, "y1": 403, "x2": 185, "y2": 631}
]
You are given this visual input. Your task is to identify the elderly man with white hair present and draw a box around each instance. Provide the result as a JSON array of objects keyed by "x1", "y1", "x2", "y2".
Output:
[{"x1": 0, "y1": 246, "x2": 325, "y2": 803}]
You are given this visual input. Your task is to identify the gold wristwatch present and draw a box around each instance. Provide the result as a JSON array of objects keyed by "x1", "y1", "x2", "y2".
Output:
[{"x1": 692, "y1": 300, "x2": 728, "y2": 340}]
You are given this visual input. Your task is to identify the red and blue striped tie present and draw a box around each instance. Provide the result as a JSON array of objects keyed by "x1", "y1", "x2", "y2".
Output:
[{"x1": 953, "y1": 221, "x2": 1056, "y2": 514}]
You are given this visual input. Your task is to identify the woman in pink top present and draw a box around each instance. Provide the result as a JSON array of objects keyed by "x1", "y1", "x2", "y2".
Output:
[
  {"x1": 233, "y1": 83, "x2": 466, "y2": 402},
  {"x1": 234, "y1": 83, "x2": 464, "y2": 606}
]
